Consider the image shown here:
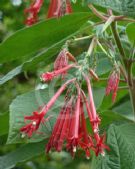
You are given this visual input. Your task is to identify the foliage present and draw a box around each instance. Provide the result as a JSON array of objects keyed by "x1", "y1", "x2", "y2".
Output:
[{"x1": 0, "y1": 1, "x2": 135, "y2": 169}]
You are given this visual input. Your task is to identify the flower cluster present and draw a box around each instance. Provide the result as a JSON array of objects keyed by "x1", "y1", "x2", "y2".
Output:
[
  {"x1": 20, "y1": 49, "x2": 110, "y2": 158},
  {"x1": 24, "y1": 0, "x2": 72, "y2": 26}
]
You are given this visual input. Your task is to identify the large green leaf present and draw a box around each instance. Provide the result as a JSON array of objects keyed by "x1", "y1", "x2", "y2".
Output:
[
  {"x1": 92, "y1": 123, "x2": 135, "y2": 169},
  {"x1": 0, "y1": 43, "x2": 61, "y2": 85},
  {"x1": 0, "y1": 141, "x2": 45, "y2": 169},
  {"x1": 0, "y1": 12, "x2": 90, "y2": 64},
  {"x1": 86, "y1": 0, "x2": 135, "y2": 18}
]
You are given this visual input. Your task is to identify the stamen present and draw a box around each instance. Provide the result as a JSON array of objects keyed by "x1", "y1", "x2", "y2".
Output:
[
  {"x1": 94, "y1": 128, "x2": 99, "y2": 133},
  {"x1": 21, "y1": 133, "x2": 26, "y2": 138},
  {"x1": 32, "y1": 121, "x2": 37, "y2": 126},
  {"x1": 101, "y1": 151, "x2": 105, "y2": 157},
  {"x1": 73, "y1": 146, "x2": 76, "y2": 152},
  {"x1": 86, "y1": 156, "x2": 90, "y2": 160}
]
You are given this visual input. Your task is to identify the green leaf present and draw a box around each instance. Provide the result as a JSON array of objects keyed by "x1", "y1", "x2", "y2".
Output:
[
  {"x1": 0, "y1": 66, "x2": 22, "y2": 85},
  {"x1": 126, "y1": 23, "x2": 135, "y2": 44},
  {"x1": 0, "y1": 141, "x2": 45, "y2": 169},
  {"x1": 112, "y1": 100, "x2": 134, "y2": 120},
  {"x1": 0, "y1": 44, "x2": 61, "y2": 85},
  {"x1": 92, "y1": 123, "x2": 135, "y2": 169},
  {"x1": 0, "y1": 113, "x2": 9, "y2": 136},
  {"x1": 100, "y1": 111, "x2": 132, "y2": 128},
  {"x1": 99, "y1": 90, "x2": 128, "y2": 111},
  {"x1": 96, "y1": 57, "x2": 112, "y2": 75},
  {"x1": 93, "y1": 87, "x2": 105, "y2": 109},
  {"x1": 0, "y1": 13, "x2": 90, "y2": 64},
  {"x1": 86, "y1": 0, "x2": 135, "y2": 18}
]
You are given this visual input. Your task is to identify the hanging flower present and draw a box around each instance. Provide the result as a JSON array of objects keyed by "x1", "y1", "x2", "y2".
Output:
[
  {"x1": 24, "y1": 0, "x2": 43, "y2": 25},
  {"x1": 41, "y1": 64, "x2": 75, "y2": 82},
  {"x1": 46, "y1": 99, "x2": 72, "y2": 152},
  {"x1": 47, "y1": 0, "x2": 72, "y2": 18},
  {"x1": 20, "y1": 111, "x2": 45, "y2": 137},
  {"x1": 66, "y1": 89, "x2": 81, "y2": 156},
  {"x1": 54, "y1": 49, "x2": 69, "y2": 72},
  {"x1": 95, "y1": 134, "x2": 110, "y2": 156},
  {"x1": 106, "y1": 69, "x2": 120, "y2": 102},
  {"x1": 20, "y1": 78, "x2": 76, "y2": 137}
]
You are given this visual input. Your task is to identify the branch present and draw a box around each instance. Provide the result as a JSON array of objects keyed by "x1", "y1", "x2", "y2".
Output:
[{"x1": 88, "y1": 4, "x2": 107, "y2": 21}]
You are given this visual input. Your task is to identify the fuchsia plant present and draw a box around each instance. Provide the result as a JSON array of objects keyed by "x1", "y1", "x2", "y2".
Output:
[
  {"x1": 18, "y1": 0, "x2": 135, "y2": 162},
  {"x1": 20, "y1": 45, "x2": 110, "y2": 158}
]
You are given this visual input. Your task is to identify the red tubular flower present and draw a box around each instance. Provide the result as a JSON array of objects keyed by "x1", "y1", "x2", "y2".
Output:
[
  {"x1": 54, "y1": 49, "x2": 76, "y2": 79},
  {"x1": 46, "y1": 99, "x2": 72, "y2": 153},
  {"x1": 47, "y1": 0, "x2": 72, "y2": 18},
  {"x1": 46, "y1": 106, "x2": 66, "y2": 153},
  {"x1": 24, "y1": 0, "x2": 43, "y2": 26},
  {"x1": 20, "y1": 78, "x2": 76, "y2": 138},
  {"x1": 41, "y1": 64, "x2": 75, "y2": 82},
  {"x1": 84, "y1": 75, "x2": 99, "y2": 133},
  {"x1": 95, "y1": 134, "x2": 110, "y2": 156},
  {"x1": 20, "y1": 111, "x2": 45, "y2": 137},
  {"x1": 78, "y1": 100, "x2": 95, "y2": 159},
  {"x1": 66, "y1": 88, "x2": 81, "y2": 155},
  {"x1": 106, "y1": 69, "x2": 120, "y2": 102},
  {"x1": 54, "y1": 49, "x2": 68, "y2": 69}
]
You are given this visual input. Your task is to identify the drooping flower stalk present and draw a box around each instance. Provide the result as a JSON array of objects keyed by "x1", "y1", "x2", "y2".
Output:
[
  {"x1": 47, "y1": 0, "x2": 72, "y2": 18},
  {"x1": 24, "y1": 0, "x2": 43, "y2": 25}
]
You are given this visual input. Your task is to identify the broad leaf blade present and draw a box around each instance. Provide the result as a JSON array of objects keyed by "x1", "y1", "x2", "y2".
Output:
[
  {"x1": 92, "y1": 123, "x2": 135, "y2": 169},
  {"x1": 0, "y1": 13, "x2": 90, "y2": 64},
  {"x1": 0, "y1": 141, "x2": 45, "y2": 169},
  {"x1": 86, "y1": 0, "x2": 135, "y2": 18}
]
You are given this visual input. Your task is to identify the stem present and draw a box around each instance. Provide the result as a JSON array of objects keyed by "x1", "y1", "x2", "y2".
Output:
[
  {"x1": 111, "y1": 21, "x2": 133, "y2": 84},
  {"x1": 99, "y1": 78, "x2": 126, "y2": 83},
  {"x1": 118, "y1": 86, "x2": 129, "y2": 90},
  {"x1": 129, "y1": 79, "x2": 135, "y2": 121},
  {"x1": 87, "y1": 37, "x2": 97, "y2": 56},
  {"x1": 111, "y1": 22, "x2": 127, "y2": 64},
  {"x1": 88, "y1": 4, "x2": 107, "y2": 21},
  {"x1": 73, "y1": 35, "x2": 93, "y2": 42}
]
